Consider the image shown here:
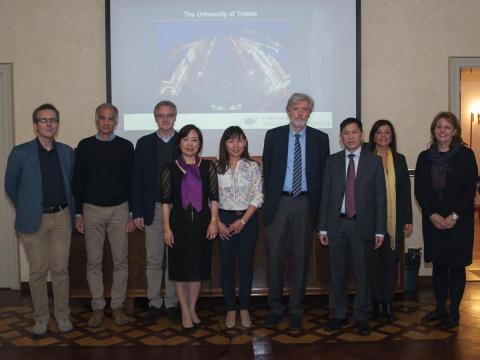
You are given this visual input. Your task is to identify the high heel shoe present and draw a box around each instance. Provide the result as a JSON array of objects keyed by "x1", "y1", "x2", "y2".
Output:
[
  {"x1": 225, "y1": 310, "x2": 236, "y2": 329},
  {"x1": 440, "y1": 316, "x2": 459, "y2": 330},
  {"x1": 240, "y1": 310, "x2": 252, "y2": 328},
  {"x1": 421, "y1": 310, "x2": 448, "y2": 324},
  {"x1": 193, "y1": 320, "x2": 204, "y2": 328},
  {"x1": 182, "y1": 325, "x2": 196, "y2": 333}
]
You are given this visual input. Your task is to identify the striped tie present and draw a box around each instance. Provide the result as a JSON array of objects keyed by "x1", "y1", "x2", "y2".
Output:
[{"x1": 292, "y1": 134, "x2": 302, "y2": 197}]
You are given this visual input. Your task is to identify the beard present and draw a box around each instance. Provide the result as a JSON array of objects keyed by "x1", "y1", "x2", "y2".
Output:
[{"x1": 291, "y1": 118, "x2": 308, "y2": 129}]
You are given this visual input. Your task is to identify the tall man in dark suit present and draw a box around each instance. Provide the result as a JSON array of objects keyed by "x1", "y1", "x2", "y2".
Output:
[
  {"x1": 262, "y1": 93, "x2": 330, "y2": 330},
  {"x1": 5, "y1": 103, "x2": 75, "y2": 336},
  {"x1": 318, "y1": 117, "x2": 386, "y2": 336},
  {"x1": 132, "y1": 100, "x2": 180, "y2": 325}
]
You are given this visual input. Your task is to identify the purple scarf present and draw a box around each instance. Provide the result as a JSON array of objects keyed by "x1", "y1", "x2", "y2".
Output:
[{"x1": 178, "y1": 156, "x2": 202, "y2": 212}]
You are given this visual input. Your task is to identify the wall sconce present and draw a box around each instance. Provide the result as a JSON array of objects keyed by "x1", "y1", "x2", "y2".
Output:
[{"x1": 470, "y1": 112, "x2": 480, "y2": 148}]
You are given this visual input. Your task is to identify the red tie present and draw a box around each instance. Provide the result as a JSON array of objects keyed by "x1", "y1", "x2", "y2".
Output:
[{"x1": 345, "y1": 154, "x2": 356, "y2": 218}]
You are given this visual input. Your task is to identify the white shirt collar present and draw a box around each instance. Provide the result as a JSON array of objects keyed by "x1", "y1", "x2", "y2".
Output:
[{"x1": 344, "y1": 146, "x2": 362, "y2": 158}]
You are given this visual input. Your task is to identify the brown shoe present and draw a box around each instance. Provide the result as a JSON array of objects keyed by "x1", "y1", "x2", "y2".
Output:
[
  {"x1": 88, "y1": 310, "x2": 104, "y2": 328},
  {"x1": 225, "y1": 310, "x2": 236, "y2": 329},
  {"x1": 240, "y1": 310, "x2": 252, "y2": 328},
  {"x1": 113, "y1": 308, "x2": 130, "y2": 326}
]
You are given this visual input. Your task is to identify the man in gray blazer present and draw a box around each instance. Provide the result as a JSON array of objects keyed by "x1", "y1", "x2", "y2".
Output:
[
  {"x1": 263, "y1": 93, "x2": 330, "y2": 330},
  {"x1": 318, "y1": 117, "x2": 386, "y2": 336},
  {"x1": 5, "y1": 103, "x2": 75, "y2": 336}
]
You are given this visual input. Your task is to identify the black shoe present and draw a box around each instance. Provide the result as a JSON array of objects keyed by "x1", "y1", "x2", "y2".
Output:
[
  {"x1": 182, "y1": 325, "x2": 196, "y2": 333},
  {"x1": 420, "y1": 310, "x2": 449, "y2": 323},
  {"x1": 166, "y1": 306, "x2": 181, "y2": 325},
  {"x1": 440, "y1": 316, "x2": 459, "y2": 330},
  {"x1": 382, "y1": 303, "x2": 396, "y2": 323},
  {"x1": 143, "y1": 306, "x2": 162, "y2": 326},
  {"x1": 264, "y1": 313, "x2": 283, "y2": 329},
  {"x1": 193, "y1": 320, "x2": 204, "y2": 328},
  {"x1": 325, "y1": 318, "x2": 349, "y2": 332},
  {"x1": 356, "y1": 321, "x2": 371, "y2": 336},
  {"x1": 289, "y1": 315, "x2": 303, "y2": 331}
]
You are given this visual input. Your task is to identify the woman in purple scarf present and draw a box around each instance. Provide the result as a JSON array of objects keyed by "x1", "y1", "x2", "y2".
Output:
[{"x1": 160, "y1": 125, "x2": 219, "y2": 332}]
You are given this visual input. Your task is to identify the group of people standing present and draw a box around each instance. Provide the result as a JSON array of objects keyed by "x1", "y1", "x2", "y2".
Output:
[{"x1": 4, "y1": 93, "x2": 478, "y2": 337}]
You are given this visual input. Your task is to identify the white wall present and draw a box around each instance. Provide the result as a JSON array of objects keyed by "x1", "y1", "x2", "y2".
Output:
[{"x1": 362, "y1": 0, "x2": 480, "y2": 275}]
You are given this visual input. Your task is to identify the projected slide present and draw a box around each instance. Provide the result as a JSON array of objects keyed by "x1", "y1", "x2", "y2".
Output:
[
  {"x1": 157, "y1": 18, "x2": 291, "y2": 113},
  {"x1": 110, "y1": 0, "x2": 357, "y2": 154}
]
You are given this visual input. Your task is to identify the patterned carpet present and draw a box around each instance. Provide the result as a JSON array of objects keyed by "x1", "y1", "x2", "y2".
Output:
[{"x1": 0, "y1": 300, "x2": 456, "y2": 347}]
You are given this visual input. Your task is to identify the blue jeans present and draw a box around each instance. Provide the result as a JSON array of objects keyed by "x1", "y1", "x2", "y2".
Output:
[{"x1": 218, "y1": 210, "x2": 259, "y2": 310}]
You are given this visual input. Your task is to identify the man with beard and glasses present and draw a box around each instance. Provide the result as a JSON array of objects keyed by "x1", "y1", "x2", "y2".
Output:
[{"x1": 262, "y1": 93, "x2": 330, "y2": 331}]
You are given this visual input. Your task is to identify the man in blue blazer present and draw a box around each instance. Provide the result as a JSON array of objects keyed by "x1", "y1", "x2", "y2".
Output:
[
  {"x1": 132, "y1": 100, "x2": 180, "y2": 325},
  {"x1": 5, "y1": 103, "x2": 75, "y2": 336},
  {"x1": 262, "y1": 93, "x2": 330, "y2": 330}
]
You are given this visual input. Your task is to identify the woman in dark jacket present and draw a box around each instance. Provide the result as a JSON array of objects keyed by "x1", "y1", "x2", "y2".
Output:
[
  {"x1": 161, "y1": 124, "x2": 219, "y2": 332},
  {"x1": 415, "y1": 111, "x2": 478, "y2": 329},
  {"x1": 367, "y1": 120, "x2": 413, "y2": 322}
]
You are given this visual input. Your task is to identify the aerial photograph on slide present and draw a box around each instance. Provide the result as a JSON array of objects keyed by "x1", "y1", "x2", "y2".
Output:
[{"x1": 155, "y1": 19, "x2": 297, "y2": 113}]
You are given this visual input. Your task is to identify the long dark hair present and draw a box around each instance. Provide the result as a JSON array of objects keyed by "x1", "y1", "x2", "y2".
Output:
[
  {"x1": 216, "y1": 126, "x2": 252, "y2": 175},
  {"x1": 367, "y1": 119, "x2": 397, "y2": 154}
]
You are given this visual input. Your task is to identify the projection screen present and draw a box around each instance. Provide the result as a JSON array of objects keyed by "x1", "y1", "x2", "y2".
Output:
[{"x1": 107, "y1": 0, "x2": 360, "y2": 155}]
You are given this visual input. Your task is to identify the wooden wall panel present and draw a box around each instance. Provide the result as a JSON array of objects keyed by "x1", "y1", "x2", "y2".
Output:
[{"x1": 69, "y1": 155, "x2": 404, "y2": 298}]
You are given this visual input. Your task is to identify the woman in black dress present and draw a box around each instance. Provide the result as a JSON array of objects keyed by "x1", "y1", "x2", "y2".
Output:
[
  {"x1": 161, "y1": 124, "x2": 219, "y2": 331},
  {"x1": 415, "y1": 111, "x2": 478, "y2": 329},
  {"x1": 367, "y1": 120, "x2": 412, "y2": 322}
]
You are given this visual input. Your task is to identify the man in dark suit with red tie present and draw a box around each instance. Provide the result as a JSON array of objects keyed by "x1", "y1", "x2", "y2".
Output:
[
  {"x1": 317, "y1": 117, "x2": 386, "y2": 336},
  {"x1": 262, "y1": 93, "x2": 330, "y2": 330}
]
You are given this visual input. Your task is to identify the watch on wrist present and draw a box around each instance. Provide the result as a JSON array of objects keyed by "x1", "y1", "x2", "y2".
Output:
[{"x1": 451, "y1": 212, "x2": 459, "y2": 221}]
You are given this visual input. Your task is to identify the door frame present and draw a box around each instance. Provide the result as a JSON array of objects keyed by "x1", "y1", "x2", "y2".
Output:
[
  {"x1": 449, "y1": 57, "x2": 480, "y2": 117},
  {"x1": 0, "y1": 63, "x2": 20, "y2": 289}
]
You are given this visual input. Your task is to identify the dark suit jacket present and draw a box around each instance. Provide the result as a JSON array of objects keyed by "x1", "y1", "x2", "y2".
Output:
[
  {"x1": 391, "y1": 152, "x2": 413, "y2": 248},
  {"x1": 4, "y1": 139, "x2": 75, "y2": 234},
  {"x1": 317, "y1": 148, "x2": 387, "y2": 240},
  {"x1": 131, "y1": 132, "x2": 178, "y2": 226},
  {"x1": 262, "y1": 125, "x2": 330, "y2": 225}
]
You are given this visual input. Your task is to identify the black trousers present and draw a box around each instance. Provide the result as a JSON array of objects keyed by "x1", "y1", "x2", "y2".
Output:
[
  {"x1": 218, "y1": 210, "x2": 259, "y2": 311},
  {"x1": 371, "y1": 234, "x2": 399, "y2": 305},
  {"x1": 329, "y1": 218, "x2": 373, "y2": 321},
  {"x1": 432, "y1": 262, "x2": 466, "y2": 320}
]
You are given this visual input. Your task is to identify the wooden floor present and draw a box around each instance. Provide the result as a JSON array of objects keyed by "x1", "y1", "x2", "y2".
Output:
[
  {"x1": 1, "y1": 283, "x2": 480, "y2": 360},
  {"x1": 1, "y1": 214, "x2": 478, "y2": 359}
]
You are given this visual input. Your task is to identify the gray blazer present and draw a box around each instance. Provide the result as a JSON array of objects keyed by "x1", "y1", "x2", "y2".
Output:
[
  {"x1": 317, "y1": 148, "x2": 387, "y2": 240},
  {"x1": 4, "y1": 139, "x2": 75, "y2": 234}
]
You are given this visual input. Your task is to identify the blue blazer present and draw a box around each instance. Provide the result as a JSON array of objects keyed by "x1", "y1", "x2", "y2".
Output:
[
  {"x1": 262, "y1": 125, "x2": 330, "y2": 226},
  {"x1": 4, "y1": 139, "x2": 75, "y2": 234},
  {"x1": 131, "y1": 132, "x2": 178, "y2": 225}
]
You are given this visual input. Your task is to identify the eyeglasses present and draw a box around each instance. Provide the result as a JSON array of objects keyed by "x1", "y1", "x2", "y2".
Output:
[
  {"x1": 36, "y1": 117, "x2": 58, "y2": 124},
  {"x1": 155, "y1": 113, "x2": 176, "y2": 120}
]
